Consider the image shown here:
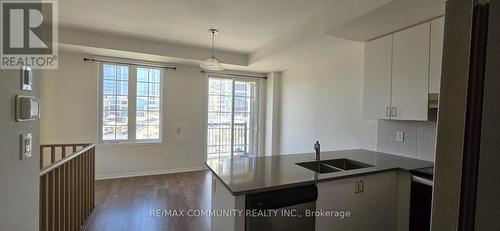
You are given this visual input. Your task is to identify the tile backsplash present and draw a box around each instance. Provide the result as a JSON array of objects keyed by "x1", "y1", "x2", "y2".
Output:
[{"x1": 377, "y1": 120, "x2": 437, "y2": 162}]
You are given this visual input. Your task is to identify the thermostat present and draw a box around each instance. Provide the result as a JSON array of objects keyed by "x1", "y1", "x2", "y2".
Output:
[{"x1": 15, "y1": 95, "x2": 41, "y2": 121}]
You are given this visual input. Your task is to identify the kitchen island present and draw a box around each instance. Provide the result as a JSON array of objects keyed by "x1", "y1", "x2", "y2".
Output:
[{"x1": 205, "y1": 149, "x2": 432, "y2": 231}]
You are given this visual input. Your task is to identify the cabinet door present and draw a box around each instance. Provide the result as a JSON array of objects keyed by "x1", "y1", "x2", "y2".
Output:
[
  {"x1": 429, "y1": 17, "x2": 445, "y2": 94},
  {"x1": 316, "y1": 178, "x2": 360, "y2": 231},
  {"x1": 363, "y1": 34, "x2": 393, "y2": 119},
  {"x1": 392, "y1": 22, "x2": 430, "y2": 121},
  {"x1": 211, "y1": 177, "x2": 245, "y2": 231},
  {"x1": 358, "y1": 171, "x2": 398, "y2": 231}
]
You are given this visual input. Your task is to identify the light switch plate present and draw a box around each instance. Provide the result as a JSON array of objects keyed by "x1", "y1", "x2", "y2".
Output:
[
  {"x1": 20, "y1": 133, "x2": 33, "y2": 160},
  {"x1": 21, "y1": 66, "x2": 33, "y2": 91},
  {"x1": 396, "y1": 131, "x2": 404, "y2": 142}
]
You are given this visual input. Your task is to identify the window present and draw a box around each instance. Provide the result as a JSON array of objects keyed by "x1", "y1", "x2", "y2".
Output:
[
  {"x1": 100, "y1": 63, "x2": 163, "y2": 143},
  {"x1": 206, "y1": 75, "x2": 259, "y2": 160},
  {"x1": 136, "y1": 68, "x2": 161, "y2": 140},
  {"x1": 102, "y1": 64, "x2": 129, "y2": 141}
]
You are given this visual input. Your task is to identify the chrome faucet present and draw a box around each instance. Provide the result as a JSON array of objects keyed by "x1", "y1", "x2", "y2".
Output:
[{"x1": 314, "y1": 141, "x2": 320, "y2": 161}]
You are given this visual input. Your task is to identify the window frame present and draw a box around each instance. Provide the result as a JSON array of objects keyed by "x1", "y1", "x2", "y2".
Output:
[
  {"x1": 205, "y1": 74, "x2": 261, "y2": 159},
  {"x1": 98, "y1": 62, "x2": 164, "y2": 144}
]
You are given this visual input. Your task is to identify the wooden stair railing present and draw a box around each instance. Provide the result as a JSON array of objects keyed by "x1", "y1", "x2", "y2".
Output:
[{"x1": 39, "y1": 144, "x2": 96, "y2": 231}]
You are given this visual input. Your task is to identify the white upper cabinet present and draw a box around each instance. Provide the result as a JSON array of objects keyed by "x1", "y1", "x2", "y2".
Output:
[
  {"x1": 429, "y1": 17, "x2": 444, "y2": 94},
  {"x1": 363, "y1": 34, "x2": 393, "y2": 119},
  {"x1": 391, "y1": 22, "x2": 430, "y2": 121},
  {"x1": 363, "y1": 18, "x2": 444, "y2": 121}
]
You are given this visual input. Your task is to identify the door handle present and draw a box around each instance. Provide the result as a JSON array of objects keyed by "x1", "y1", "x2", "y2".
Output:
[
  {"x1": 385, "y1": 107, "x2": 391, "y2": 117},
  {"x1": 412, "y1": 175, "x2": 434, "y2": 187},
  {"x1": 391, "y1": 107, "x2": 397, "y2": 117}
]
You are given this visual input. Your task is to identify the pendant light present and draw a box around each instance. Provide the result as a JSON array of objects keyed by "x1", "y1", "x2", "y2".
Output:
[{"x1": 200, "y1": 28, "x2": 224, "y2": 71}]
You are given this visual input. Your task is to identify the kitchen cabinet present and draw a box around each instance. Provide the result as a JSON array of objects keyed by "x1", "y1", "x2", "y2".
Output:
[
  {"x1": 429, "y1": 17, "x2": 444, "y2": 94},
  {"x1": 315, "y1": 177, "x2": 360, "y2": 230},
  {"x1": 391, "y1": 22, "x2": 430, "y2": 120},
  {"x1": 316, "y1": 171, "x2": 400, "y2": 231},
  {"x1": 363, "y1": 34, "x2": 393, "y2": 119},
  {"x1": 357, "y1": 171, "x2": 398, "y2": 230},
  {"x1": 211, "y1": 176, "x2": 245, "y2": 231},
  {"x1": 364, "y1": 18, "x2": 444, "y2": 120}
]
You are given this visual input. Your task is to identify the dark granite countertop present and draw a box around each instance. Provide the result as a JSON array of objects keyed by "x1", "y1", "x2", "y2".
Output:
[{"x1": 205, "y1": 149, "x2": 433, "y2": 195}]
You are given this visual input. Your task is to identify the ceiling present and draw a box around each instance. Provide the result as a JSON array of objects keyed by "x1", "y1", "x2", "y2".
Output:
[
  {"x1": 59, "y1": 0, "x2": 337, "y2": 54},
  {"x1": 57, "y1": 0, "x2": 444, "y2": 73},
  {"x1": 327, "y1": 0, "x2": 445, "y2": 41}
]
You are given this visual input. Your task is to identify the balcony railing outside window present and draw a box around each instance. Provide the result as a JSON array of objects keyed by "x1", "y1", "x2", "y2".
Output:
[{"x1": 207, "y1": 123, "x2": 249, "y2": 159}]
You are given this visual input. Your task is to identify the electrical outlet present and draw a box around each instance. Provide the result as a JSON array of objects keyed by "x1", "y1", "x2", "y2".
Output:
[{"x1": 396, "y1": 131, "x2": 404, "y2": 142}]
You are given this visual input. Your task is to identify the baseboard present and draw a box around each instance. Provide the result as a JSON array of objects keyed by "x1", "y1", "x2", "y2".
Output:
[{"x1": 95, "y1": 166, "x2": 207, "y2": 180}]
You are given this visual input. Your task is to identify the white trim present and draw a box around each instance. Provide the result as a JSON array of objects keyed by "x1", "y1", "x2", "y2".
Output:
[
  {"x1": 258, "y1": 78, "x2": 267, "y2": 156},
  {"x1": 96, "y1": 141, "x2": 163, "y2": 148},
  {"x1": 203, "y1": 69, "x2": 267, "y2": 78},
  {"x1": 230, "y1": 79, "x2": 235, "y2": 158},
  {"x1": 95, "y1": 166, "x2": 207, "y2": 180},
  {"x1": 202, "y1": 73, "x2": 209, "y2": 163},
  {"x1": 128, "y1": 66, "x2": 137, "y2": 140}
]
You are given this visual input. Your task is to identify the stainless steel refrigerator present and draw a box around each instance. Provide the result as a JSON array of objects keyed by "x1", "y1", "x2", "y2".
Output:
[{"x1": 432, "y1": 0, "x2": 500, "y2": 230}]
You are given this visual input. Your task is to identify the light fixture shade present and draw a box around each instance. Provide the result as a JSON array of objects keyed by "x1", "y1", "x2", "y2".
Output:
[{"x1": 200, "y1": 57, "x2": 224, "y2": 71}]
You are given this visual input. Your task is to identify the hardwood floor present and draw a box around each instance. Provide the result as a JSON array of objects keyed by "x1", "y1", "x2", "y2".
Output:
[{"x1": 83, "y1": 170, "x2": 212, "y2": 231}]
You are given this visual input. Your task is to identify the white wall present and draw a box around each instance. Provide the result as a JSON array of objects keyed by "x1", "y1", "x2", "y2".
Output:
[
  {"x1": 279, "y1": 44, "x2": 376, "y2": 154},
  {"x1": 0, "y1": 69, "x2": 40, "y2": 231},
  {"x1": 265, "y1": 72, "x2": 281, "y2": 155},
  {"x1": 40, "y1": 52, "x2": 207, "y2": 179}
]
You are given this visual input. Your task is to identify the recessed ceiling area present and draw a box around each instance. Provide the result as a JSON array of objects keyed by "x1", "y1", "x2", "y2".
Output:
[
  {"x1": 57, "y1": 0, "x2": 445, "y2": 73},
  {"x1": 326, "y1": 0, "x2": 445, "y2": 41},
  {"x1": 59, "y1": 0, "x2": 338, "y2": 53}
]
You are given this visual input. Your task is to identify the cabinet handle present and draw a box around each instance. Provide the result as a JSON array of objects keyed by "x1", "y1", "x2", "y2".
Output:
[
  {"x1": 355, "y1": 181, "x2": 359, "y2": 193},
  {"x1": 391, "y1": 107, "x2": 397, "y2": 117},
  {"x1": 360, "y1": 180, "x2": 365, "y2": 193},
  {"x1": 385, "y1": 107, "x2": 391, "y2": 117}
]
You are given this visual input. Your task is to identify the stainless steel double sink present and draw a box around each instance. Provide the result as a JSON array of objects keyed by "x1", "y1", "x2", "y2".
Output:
[{"x1": 296, "y1": 158, "x2": 373, "y2": 174}]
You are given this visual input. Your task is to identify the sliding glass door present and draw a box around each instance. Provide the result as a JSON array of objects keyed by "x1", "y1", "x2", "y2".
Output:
[{"x1": 206, "y1": 75, "x2": 259, "y2": 160}]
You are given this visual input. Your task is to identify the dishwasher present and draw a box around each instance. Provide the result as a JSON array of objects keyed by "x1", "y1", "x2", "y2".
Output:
[{"x1": 245, "y1": 185, "x2": 317, "y2": 231}]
